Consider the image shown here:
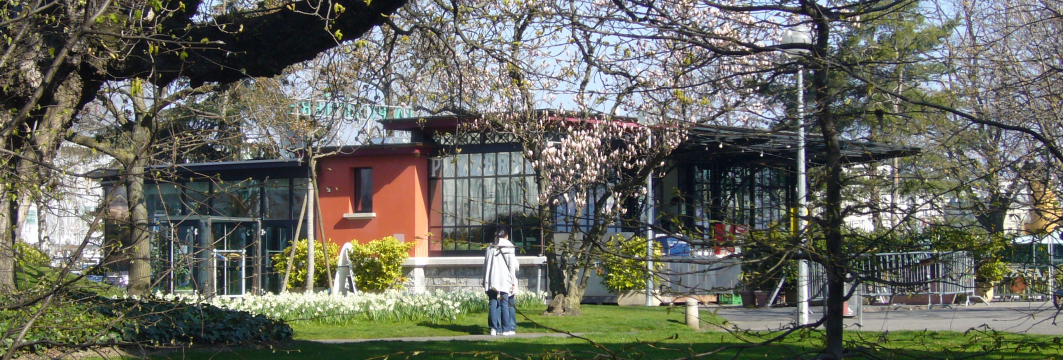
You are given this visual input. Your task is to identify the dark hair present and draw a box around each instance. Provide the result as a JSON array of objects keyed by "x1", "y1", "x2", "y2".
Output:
[{"x1": 495, "y1": 229, "x2": 509, "y2": 239}]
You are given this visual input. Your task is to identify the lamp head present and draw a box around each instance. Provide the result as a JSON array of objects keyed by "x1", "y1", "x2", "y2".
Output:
[
  {"x1": 781, "y1": 25, "x2": 812, "y2": 56},
  {"x1": 782, "y1": 25, "x2": 812, "y2": 45}
]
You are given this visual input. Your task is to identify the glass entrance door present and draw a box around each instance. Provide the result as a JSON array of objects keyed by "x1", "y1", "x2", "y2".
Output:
[
  {"x1": 211, "y1": 221, "x2": 259, "y2": 296},
  {"x1": 154, "y1": 223, "x2": 198, "y2": 293},
  {"x1": 261, "y1": 225, "x2": 292, "y2": 293}
]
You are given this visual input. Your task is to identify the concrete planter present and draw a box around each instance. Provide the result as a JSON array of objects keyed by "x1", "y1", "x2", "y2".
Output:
[
  {"x1": 739, "y1": 290, "x2": 765, "y2": 307},
  {"x1": 975, "y1": 282, "x2": 995, "y2": 302},
  {"x1": 617, "y1": 290, "x2": 661, "y2": 306}
]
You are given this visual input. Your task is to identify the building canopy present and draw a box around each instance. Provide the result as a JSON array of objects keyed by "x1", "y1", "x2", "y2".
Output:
[{"x1": 380, "y1": 110, "x2": 920, "y2": 168}]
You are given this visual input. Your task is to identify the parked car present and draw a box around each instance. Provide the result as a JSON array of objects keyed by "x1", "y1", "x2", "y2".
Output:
[{"x1": 655, "y1": 234, "x2": 690, "y2": 256}]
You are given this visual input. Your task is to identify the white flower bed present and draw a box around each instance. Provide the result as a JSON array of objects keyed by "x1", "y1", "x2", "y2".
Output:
[{"x1": 155, "y1": 290, "x2": 547, "y2": 325}]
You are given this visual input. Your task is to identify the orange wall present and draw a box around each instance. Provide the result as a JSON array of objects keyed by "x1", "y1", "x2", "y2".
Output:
[{"x1": 317, "y1": 146, "x2": 430, "y2": 257}]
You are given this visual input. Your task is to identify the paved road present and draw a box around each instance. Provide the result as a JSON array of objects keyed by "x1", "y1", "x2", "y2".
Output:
[{"x1": 709, "y1": 301, "x2": 1063, "y2": 335}]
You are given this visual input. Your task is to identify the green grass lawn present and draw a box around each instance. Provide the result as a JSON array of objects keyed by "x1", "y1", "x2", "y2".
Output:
[
  {"x1": 12, "y1": 267, "x2": 1063, "y2": 359},
  {"x1": 291, "y1": 304, "x2": 706, "y2": 339},
  {"x1": 14, "y1": 265, "x2": 121, "y2": 296},
  {"x1": 150, "y1": 329, "x2": 1063, "y2": 360},
  {"x1": 146, "y1": 305, "x2": 1062, "y2": 359}
]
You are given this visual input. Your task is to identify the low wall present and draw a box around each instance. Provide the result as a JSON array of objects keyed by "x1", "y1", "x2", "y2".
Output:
[{"x1": 402, "y1": 256, "x2": 548, "y2": 294}]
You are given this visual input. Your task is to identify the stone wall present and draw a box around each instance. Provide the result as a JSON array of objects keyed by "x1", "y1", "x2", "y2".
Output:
[{"x1": 403, "y1": 256, "x2": 547, "y2": 294}]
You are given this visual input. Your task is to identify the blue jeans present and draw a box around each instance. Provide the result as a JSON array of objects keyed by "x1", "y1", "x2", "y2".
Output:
[
  {"x1": 505, "y1": 294, "x2": 517, "y2": 331},
  {"x1": 488, "y1": 292, "x2": 516, "y2": 332}
]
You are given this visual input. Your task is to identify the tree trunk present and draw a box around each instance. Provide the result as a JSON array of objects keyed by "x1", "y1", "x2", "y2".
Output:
[
  {"x1": 0, "y1": 183, "x2": 14, "y2": 292},
  {"x1": 543, "y1": 260, "x2": 589, "y2": 316},
  {"x1": 306, "y1": 157, "x2": 317, "y2": 293},
  {"x1": 539, "y1": 170, "x2": 579, "y2": 316},
  {"x1": 867, "y1": 125, "x2": 883, "y2": 231},
  {"x1": 123, "y1": 98, "x2": 157, "y2": 297},
  {"x1": 812, "y1": 16, "x2": 846, "y2": 359},
  {"x1": 125, "y1": 163, "x2": 152, "y2": 296},
  {"x1": 0, "y1": 72, "x2": 87, "y2": 294},
  {"x1": 543, "y1": 228, "x2": 602, "y2": 316}
]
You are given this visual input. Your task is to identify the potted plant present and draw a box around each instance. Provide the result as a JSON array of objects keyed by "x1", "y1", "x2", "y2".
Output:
[
  {"x1": 735, "y1": 228, "x2": 795, "y2": 307},
  {"x1": 972, "y1": 233, "x2": 1011, "y2": 302},
  {"x1": 600, "y1": 235, "x2": 664, "y2": 306},
  {"x1": 975, "y1": 259, "x2": 1008, "y2": 301},
  {"x1": 929, "y1": 227, "x2": 1010, "y2": 303}
]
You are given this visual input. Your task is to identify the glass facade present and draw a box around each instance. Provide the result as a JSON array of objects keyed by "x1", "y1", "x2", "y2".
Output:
[
  {"x1": 552, "y1": 187, "x2": 623, "y2": 234},
  {"x1": 139, "y1": 175, "x2": 307, "y2": 295},
  {"x1": 213, "y1": 180, "x2": 261, "y2": 218},
  {"x1": 429, "y1": 151, "x2": 540, "y2": 255},
  {"x1": 145, "y1": 179, "x2": 300, "y2": 221},
  {"x1": 263, "y1": 179, "x2": 292, "y2": 220},
  {"x1": 692, "y1": 164, "x2": 793, "y2": 233}
]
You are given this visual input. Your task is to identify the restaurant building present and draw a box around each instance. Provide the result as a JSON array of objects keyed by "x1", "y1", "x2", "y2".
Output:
[{"x1": 104, "y1": 110, "x2": 916, "y2": 296}]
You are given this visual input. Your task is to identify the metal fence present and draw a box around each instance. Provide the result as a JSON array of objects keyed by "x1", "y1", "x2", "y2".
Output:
[
  {"x1": 658, "y1": 256, "x2": 743, "y2": 295},
  {"x1": 809, "y1": 251, "x2": 975, "y2": 307},
  {"x1": 990, "y1": 265, "x2": 1058, "y2": 301}
]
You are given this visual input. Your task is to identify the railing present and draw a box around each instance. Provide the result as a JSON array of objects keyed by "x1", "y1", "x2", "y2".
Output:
[
  {"x1": 657, "y1": 256, "x2": 742, "y2": 295},
  {"x1": 991, "y1": 265, "x2": 1058, "y2": 301},
  {"x1": 809, "y1": 251, "x2": 975, "y2": 308}
]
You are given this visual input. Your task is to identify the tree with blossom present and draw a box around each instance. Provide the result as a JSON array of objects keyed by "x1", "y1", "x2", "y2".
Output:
[
  {"x1": 0, "y1": 0, "x2": 408, "y2": 293},
  {"x1": 469, "y1": 111, "x2": 686, "y2": 315},
  {"x1": 339, "y1": 0, "x2": 703, "y2": 314}
]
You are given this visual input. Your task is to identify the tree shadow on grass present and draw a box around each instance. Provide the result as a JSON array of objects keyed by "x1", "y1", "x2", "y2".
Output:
[
  {"x1": 150, "y1": 333, "x2": 1063, "y2": 360},
  {"x1": 146, "y1": 325, "x2": 1063, "y2": 360},
  {"x1": 416, "y1": 321, "x2": 486, "y2": 335},
  {"x1": 147, "y1": 339, "x2": 857, "y2": 360}
]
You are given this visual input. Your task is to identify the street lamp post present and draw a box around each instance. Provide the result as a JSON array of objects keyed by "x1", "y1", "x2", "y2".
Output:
[
  {"x1": 782, "y1": 25, "x2": 812, "y2": 326},
  {"x1": 646, "y1": 134, "x2": 656, "y2": 307}
]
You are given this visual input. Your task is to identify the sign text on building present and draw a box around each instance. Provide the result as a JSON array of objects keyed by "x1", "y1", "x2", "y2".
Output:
[{"x1": 289, "y1": 99, "x2": 413, "y2": 121}]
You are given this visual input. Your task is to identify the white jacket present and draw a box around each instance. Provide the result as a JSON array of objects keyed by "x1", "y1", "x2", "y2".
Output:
[{"x1": 482, "y1": 238, "x2": 519, "y2": 295}]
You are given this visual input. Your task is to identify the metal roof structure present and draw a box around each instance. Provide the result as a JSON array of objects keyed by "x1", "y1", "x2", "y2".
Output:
[
  {"x1": 380, "y1": 112, "x2": 919, "y2": 167},
  {"x1": 93, "y1": 112, "x2": 918, "y2": 181},
  {"x1": 676, "y1": 124, "x2": 919, "y2": 167},
  {"x1": 91, "y1": 159, "x2": 306, "y2": 181}
]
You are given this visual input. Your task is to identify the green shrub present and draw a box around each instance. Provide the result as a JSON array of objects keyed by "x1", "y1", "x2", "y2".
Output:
[
  {"x1": 97, "y1": 296, "x2": 293, "y2": 345},
  {"x1": 925, "y1": 227, "x2": 1010, "y2": 283},
  {"x1": 103, "y1": 297, "x2": 291, "y2": 346},
  {"x1": 600, "y1": 235, "x2": 663, "y2": 292},
  {"x1": 1, "y1": 288, "x2": 293, "y2": 357},
  {"x1": 271, "y1": 239, "x2": 339, "y2": 290},
  {"x1": 15, "y1": 241, "x2": 50, "y2": 267},
  {"x1": 0, "y1": 292, "x2": 119, "y2": 357},
  {"x1": 977, "y1": 260, "x2": 1010, "y2": 284},
  {"x1": 349, "y1": 236, "x2": 415, "y2": 291}
]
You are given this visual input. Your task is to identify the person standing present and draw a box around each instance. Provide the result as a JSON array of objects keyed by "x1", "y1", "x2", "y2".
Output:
[{"x1": 483, "y1": 229, "x2": 519, "y2": 336}]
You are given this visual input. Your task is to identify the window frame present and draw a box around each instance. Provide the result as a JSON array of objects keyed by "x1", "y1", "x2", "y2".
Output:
[{"x1": 353, "y1": 167, "x2": 374, "y2": 213}]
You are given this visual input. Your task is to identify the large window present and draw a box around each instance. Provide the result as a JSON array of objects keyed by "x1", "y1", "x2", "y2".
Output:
[
  {"x1": 214, "y1": 179, "x2": 261, "y2": 218},
  {"x1": 108, "y1": 162, "x2": 309, "y2": 296},
  {"x1": 353, "y1": 168, "x2": 373, "y2": 213},
  {"x1": 142, "y1": 178, "x2": 307, "y2": 221},
  {"x1": 263, "y1": 179, "x2": 291, "y2": 220},
  {"x1": 430, "y1": 151, "x2": 538, "y2": 254},
  {"x1": 693, "y1": 165, "x2": 792, "y2": 232},
  {"x1": 552, "y1": 187, "x2": 623, "y2": 234},
  {"x1": 145, "y1": 183, "x2": 183, "y2": 218}
]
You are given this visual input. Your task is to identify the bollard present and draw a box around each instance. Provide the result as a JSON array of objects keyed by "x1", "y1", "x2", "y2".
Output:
[{"x1": 685, "y1": 298, "x2": 700, "y2": 330}]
